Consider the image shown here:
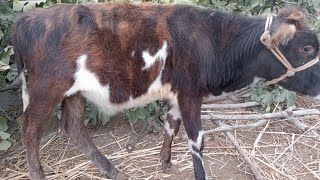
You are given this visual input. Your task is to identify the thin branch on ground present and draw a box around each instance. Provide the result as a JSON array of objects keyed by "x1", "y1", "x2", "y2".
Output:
[
  {"x1": 204, "y1": 119, "x2": 268, "y2": 134},
  {"x1": 213, "y1": 120, "x2": 264, "y2": 180},
  {"x1": 201, "y1": 109, "x2": 320, "y2": 120},
  {"x1": 286, "y1": 118, "x2": 320, "y2": 137},
  {"x1": 273, "y1": 121, "x2": 320, "y2": 163},
  {"x1": 201, "y1": 102, "x2": 260, "y2": 109},
  {"x1": 202, "y1": 88, "x2": 251, "y2": 104}
]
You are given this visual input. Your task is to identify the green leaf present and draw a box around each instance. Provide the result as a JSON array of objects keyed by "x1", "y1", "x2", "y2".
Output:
[
  {"x1": 0, "y1": 131, "x2": 10, "y2": 140},
  {"x1": 0, "y1": 4, "x2": 15, "y2": 15},
  {"x1": 0, "y1": 4, "x2": 16, "y2": 21},
  {"x1": 98, "y1": 111, "x2": 110, "y2": 125},
  {"x1": 285, "y1": 90, "x2": 297, "y2": 107},
  {"x1": 0, "y1": 62, "x2": 11, "y2": 71},
  {"x1": 274, "y1": 90, "x2": 286, "y2": 102},
  {"x1": 0, "y1": 78, "x2": 6, "y2": 88},
  {"x1": 0, "y1": 140, "x2": 11, "y2": 151},
  {"x1": 265, "y1": 105, "x2": 271, "y2": 112},
  {"x1": 0, "y1": 55, "x2": 9, "y2": 65},
  {"x1": 0, "y1": 30, "x2": 4, "y2": 42},
  {"x1": 260, "y1": 93, "x2": 273, "y2": 107},
  {"x1": 86, "y1": 103, "x2": 99, "y2": 125},
  {"x1": 260, "y1": 7, "x2": 271, "y2": 15},
  {"x1": 126, "y1": 110, "x2": 138, "y2": 123},
  {"x1": 5, "y1": 70, "x2": 18, "y2": 81},
  {"x1": 135, "y1": 107, "x2": 147, "y2": 120},
  {"x1": 0, "y1": 117, "x2": 8, "y2": 132}
]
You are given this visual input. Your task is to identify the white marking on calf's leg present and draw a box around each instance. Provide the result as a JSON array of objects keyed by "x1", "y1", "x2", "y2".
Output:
[
  {"x1": 187, "y1": 130, "x2": 207, "y2": 180},
  {"x1": 142, "y1": 41, "x2": 168, "y2": 70},
  {"x1": 168, "y1": 98, "x2": 181, "y2": 120},
  {"x1": 20, "y1": 72, "x2": 29, "y2": 112},
  {"x1": 164, "y1": 99, "x2": 181, "y2": 137},
  {"x1": 164, "y1": 121, "x2": 175, "y2": 137},
  {"x1": 188, "y1": 130, "x2": 204, "y2": 154}
]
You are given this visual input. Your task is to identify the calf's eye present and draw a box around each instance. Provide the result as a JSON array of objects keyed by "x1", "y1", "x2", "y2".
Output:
[{"x1": 302, "y1": 45, "x2": 314, "y2": 54}]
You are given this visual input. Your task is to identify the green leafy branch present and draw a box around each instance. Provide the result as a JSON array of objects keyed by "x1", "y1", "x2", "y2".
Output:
[
  {"x1": 0, "y1": 112, "x2": 12, "y2": 151},
  {"x1": 246, "y1": 81, "x2": 297, "y2": 113}
]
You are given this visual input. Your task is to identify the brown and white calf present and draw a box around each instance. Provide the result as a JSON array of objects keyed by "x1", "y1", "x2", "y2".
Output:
[{"x1": 10, "y1": 2, "x2": 320, "y2": 180}]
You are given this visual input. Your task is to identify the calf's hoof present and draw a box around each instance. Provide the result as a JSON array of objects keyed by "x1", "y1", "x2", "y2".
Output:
[
  {"x1": 28, "y1": 170, "x2": 47, "y2": 180},
  {"x1": 115, "y1": 172, "x2": 128, "y2": 180},
  {"x1": 162, "y1": 161, "x2": 180, "y2": 174}
]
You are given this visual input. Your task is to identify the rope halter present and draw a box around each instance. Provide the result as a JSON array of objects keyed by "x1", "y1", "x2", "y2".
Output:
[{"x1": 259, "y1": 16, "x2": 319, "y2": 85}]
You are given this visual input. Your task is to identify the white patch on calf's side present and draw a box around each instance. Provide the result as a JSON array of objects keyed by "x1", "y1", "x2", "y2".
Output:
[
  {"x1": 142, "y1": 41, "x2": 168, "y2": 70},
  {"x1": 65, "y1": 41, "x2": 176, "y2": 115},
  {"x1": 20, "y1": 72, "x2": 29, "y2": 112},
  {"x1": 64, "y1": 54, "x2": 106, "y2": 97},
  {"x1": 131, "y1": 51, "x2": 135, "y2": 57}
]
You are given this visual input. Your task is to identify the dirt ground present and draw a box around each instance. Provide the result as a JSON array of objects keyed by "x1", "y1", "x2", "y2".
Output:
[{"x1": 1, "y1": 93, "x2": 320, "y2": 180}]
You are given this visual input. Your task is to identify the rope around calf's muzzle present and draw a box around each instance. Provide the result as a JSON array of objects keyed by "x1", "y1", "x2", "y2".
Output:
[{"x1": 260, "y1": 16, "x2": 319, "y2": 85}]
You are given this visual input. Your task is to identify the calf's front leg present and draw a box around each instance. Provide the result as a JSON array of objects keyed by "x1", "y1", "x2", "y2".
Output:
[{"x1": 178, "y1": 95, "x2": 207, "y2": 180}]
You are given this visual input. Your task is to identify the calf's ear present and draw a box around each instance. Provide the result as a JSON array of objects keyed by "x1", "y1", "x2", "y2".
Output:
[
  {"x1": 277, "y1": 6, "x2": 307, "y2": 25},
  {"x1": 266, "y1": 6, "x2": 307, "y2": 48}
]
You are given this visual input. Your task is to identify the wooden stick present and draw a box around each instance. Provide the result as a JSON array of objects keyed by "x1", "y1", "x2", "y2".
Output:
[
  {"x1": 201, "y1": 102, "x2": 260, "y2": 109},
  {"x1": 253, "y1": 157, "x2": 297, "y2": 180},
  {"x1": 274, "y1": 121, "x2": 320, "y2": 162},
  {"x1": 202, "y1": 88, "x2": 251, "y2": 104},
  {"x1": 286, "y1": 118, "x2": 319, "y2": 137},
  {"x1": 202, "y1": 109, "x2": 320, "y2": 120},
  {"x1": 204, "y1": 120, "x2": 267, "y2": 134},
  {"x1": 213, "y1": 120, "x2": 264, "y2": 180},
  {"x1": 287, "y1": 118, "x2": 309, "y2": 131}
]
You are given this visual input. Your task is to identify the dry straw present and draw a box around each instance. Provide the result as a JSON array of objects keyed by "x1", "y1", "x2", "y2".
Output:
[{"x1": 1, "y1": 94, "x2": 320, "y2": 179}]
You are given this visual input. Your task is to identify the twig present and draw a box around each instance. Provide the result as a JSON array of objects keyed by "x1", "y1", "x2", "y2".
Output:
[
  {"x1": 202, "y1": 109, "x2": 320, "y2": 120},
  {"x1": 250, "y1": 120, "x2": 270, "y2": 156},
  {"x1": 287, "y1": 117, "x2": 309, "y2": 131},
  {"x1": 253, "y1": 157, "x2": 297, "y2": 180},
  {"x1": 250, "y1": 104, "x2": 280, "y2": 156},
  {"x1": 274, "y1": 121, "x2": 320, "y2": 162},
  {"x1": 202, "y1": 87, "x2": 251, "y2": 104},
  {"x1": 286, "y1": 118, "x2": 320, "y2": 137},
  {"x1": 204, "y1": 120, "x2": 267, "y2": 134},
  {"x1": 292, "y1": 155, "x2": 320, "y2": 179},
  {"x1": 213, "y1": 120, "x2": 264, "y2": 180},
  {"x1": 201, "y1": 102, "x2": 260, "y2": 109}
]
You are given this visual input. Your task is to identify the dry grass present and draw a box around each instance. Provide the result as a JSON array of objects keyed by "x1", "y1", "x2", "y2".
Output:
[{"x1": 1, "y1": 95, "x2": 320, "y2": 180}]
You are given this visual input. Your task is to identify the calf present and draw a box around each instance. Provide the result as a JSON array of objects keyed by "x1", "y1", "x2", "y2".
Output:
[{"x1": 10, "y1": 2, "x2": 320, "y2": 180}]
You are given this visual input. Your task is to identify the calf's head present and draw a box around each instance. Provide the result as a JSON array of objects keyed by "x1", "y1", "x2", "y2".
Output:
[{"x1": 255, "y1": 6, "x2": 320, "y2": 98}]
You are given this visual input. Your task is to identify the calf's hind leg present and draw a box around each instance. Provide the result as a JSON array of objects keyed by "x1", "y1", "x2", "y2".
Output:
[
  {"x1": 160, "y1": 103, "x2": 181, "y2": 173},
  {"x1": 20, "y1": 91, "x2": 62, "y2": 179},
  {"x1": 60, "y1": 93, "x2": 127, "y2": 180}
]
